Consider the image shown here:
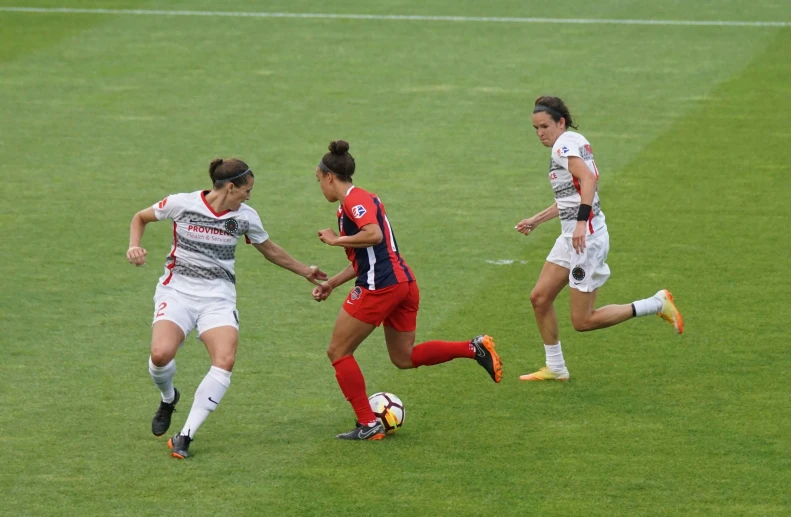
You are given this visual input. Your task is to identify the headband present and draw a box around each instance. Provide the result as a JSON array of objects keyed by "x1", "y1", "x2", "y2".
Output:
[
  {"x1": 317, "y1": 160, "x2": 333, "y2": 173},
  {"x1": 219, "y1": 168, "x2": 250, "y2": 182},
  {"x1": 533, "y1": 104, "x2": 563, "y2": 119}
]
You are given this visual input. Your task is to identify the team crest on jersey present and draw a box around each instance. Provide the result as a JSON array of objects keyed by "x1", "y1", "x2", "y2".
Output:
[
  {"x1": 224, "y1": 218, "x2": 239, "y2": 234},
  {"x1": 572, "y1": 267, "x2": 586, "y2": 282},
  {"x1": 351, "y1": 205, "x2": 367, "y2": 219},
  {"x1": 351, "y1": 286, "x2": 362, "y2": 300},
  {"x1": 158, "y1": 198, "x2": 168, "y2": 209}
]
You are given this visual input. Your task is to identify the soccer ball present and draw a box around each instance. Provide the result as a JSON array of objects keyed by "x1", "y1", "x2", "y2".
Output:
[{"x1": 368, "y1": 392, "x2": 405, "y2": 434}]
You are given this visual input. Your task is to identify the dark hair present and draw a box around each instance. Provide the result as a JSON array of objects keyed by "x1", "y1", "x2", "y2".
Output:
[
  {"x1": 534, "y1": 96, "x2": 578, "y2": 130},
  {"x1": 208, "y1": 158, "x2": 254, "y2": 189},
  {"x1": 320, "y1": 140, "x2": 355, "y2": 181}
]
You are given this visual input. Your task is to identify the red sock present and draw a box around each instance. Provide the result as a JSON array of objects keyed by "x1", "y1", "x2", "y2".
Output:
[
  {"x1": 411, "y1": 340, "x2": 475, "y2": 368},
  {"x1": 332, "y1": 355, "x2": 377, "y2": 425}
]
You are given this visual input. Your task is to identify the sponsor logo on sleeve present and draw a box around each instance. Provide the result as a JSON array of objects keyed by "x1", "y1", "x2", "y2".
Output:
[
  {"x1": 351, "y1": 205, "x2": 367, "y2": 219},
  {"x1": 158, "y1": 198, "x2": 168, "y2": 209}
]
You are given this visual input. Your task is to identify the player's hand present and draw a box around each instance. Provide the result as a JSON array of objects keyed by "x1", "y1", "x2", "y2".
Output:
[
  {"x1": 312, "y1": 282, "x2": 333, "y2": 302},
  {"x1": 127, "y1": 246, "x2": 147, "y2": 266},
  {"x1": 572, "y1": 222, "x2": 587, "y2": 254},
  {"x1": 515, "y1": 217, "x2": 539, "y2": 235},
  {"x1": 305, "y1": 265, "x2": 329, "y2": 285},
  {"x1": 318, "y1": 228, "x2": 339, "y2": 246}
]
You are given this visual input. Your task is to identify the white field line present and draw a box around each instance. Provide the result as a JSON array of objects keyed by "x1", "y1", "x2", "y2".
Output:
[{"x1": 0, "y1": 7, "x2": 789, "y2": 27}]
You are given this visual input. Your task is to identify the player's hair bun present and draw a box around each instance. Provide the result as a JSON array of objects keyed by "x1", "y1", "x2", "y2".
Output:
[
  {"x1": 209, "y1": 158, "x2": 224, "y2": 181},
  {"x1": 329, "y1": 140, "x2": 350, "y2": 155}
]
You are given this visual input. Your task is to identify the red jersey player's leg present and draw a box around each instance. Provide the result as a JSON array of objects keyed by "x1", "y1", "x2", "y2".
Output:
[
  {"x1": 327, "y1": 285, "x2": 408, "y2": 440},
  {"x1": 383, "y1": 282, "x2": 503, "y2": 383}
]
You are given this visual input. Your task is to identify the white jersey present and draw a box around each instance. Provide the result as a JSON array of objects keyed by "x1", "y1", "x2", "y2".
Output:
[
  {"x1": 549, "y1": 131, "x2": 607, "y2": 237},
  {"x1": 151, "y1": 190, "x2": 269, "y2": 302}
]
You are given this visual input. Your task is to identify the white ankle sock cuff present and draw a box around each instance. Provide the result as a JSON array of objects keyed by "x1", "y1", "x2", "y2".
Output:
[
  {"x1": 633, "y1": 296, "x2": 662, "y2": 317},
  {"x1": 544, "y1": 343, "x2": 566, "y2": 371}
]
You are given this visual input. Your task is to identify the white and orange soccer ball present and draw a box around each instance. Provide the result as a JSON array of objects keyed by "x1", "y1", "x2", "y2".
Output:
[{"x1": 368, "y1": 392, "x2": 405, "y2": 434}]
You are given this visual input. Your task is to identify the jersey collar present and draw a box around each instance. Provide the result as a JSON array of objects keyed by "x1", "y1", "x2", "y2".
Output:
[{"x1": 201, "y1": 190, "x2": 232, "y2": 217}]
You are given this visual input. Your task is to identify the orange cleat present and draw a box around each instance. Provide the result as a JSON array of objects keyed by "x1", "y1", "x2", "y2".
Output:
[
  {"x1": 657, "y1": 289, "x2": 684, "y2": 334},
  {"x1": 168, "y1": 433, "x2": 191, "y2": 459},
  {"x1": 472, "y1": 335, "x2": 503, "y2": 383},
  {"x1": 519, "y1": 366, "x2": 570, "y2": 382}
]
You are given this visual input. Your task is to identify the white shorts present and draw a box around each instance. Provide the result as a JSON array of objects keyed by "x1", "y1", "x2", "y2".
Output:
[
  {"x1": 152, "y1": 284, "x2": 239, "y2": 339},
  {"x1": 546, "y1": 231, "x2": 611, "y2": 292}
]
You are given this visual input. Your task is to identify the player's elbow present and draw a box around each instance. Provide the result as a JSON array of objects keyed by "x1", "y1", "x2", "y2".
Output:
[{"x1": 367, "y1": 228, "x2": 384, "y2": 246}]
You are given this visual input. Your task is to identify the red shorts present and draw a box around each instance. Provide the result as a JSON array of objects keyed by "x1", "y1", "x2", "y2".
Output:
[{"x1": 342, "y1": 282, "x2": 420, "y2": 331}]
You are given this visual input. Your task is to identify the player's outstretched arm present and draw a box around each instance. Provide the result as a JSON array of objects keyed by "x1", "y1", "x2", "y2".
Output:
[
  {"x1": 515, "y1": 202, "x2": 559, "y2": 235},
  {"x1": 312, "y1": 264, "x2": 356, "y2": 302},
  {"x1": 127, "y1": 207, "x2": 158, "y2": 266},
  {"x1": 253, "y1": 240, "x2": 328, "y2": 285}
]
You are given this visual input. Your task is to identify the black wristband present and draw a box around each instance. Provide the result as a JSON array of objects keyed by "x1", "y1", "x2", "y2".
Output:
[{"x1": 577, "y1": 204, "x2": 592, "y2": 221}]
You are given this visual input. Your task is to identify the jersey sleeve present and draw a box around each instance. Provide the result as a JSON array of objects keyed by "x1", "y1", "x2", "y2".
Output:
[
  {"x1": 244, "y1": 210, "x2": 269, "y2": 244},
  {"x1": 551, "y1": 135, "x2": 582, "y2": 171},
  {"x1": 343, "y1": 190, "x2": 380, "y2": 229},
  {"x1": 152, "y1": 193, "x2": 188, "y2": 221}
]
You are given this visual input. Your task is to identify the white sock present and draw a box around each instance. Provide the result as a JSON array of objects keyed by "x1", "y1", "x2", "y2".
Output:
[
  {"x1": 148, "y1": 357, "x2": 176, "y2": 403},
  {"x1": 181, "y1": 366, "x2": 232, "y2": 439},
  {"x1": 632, "y1": 292, "x2": 663, "y2": 317},
  {"x1": 545, "y1": 343, "x2": 566, "y2": 373}
]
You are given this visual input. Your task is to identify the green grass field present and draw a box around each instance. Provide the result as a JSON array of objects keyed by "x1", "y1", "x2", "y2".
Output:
[{"x1": 2, "y1": 1, "x2": 790, "y2": 515}]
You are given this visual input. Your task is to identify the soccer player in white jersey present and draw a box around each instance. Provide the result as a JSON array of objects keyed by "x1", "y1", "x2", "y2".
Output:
[
  {"x1": 515, "y1": 96, "x2": 684, "y2": 381},
  {"x1": 126, "y1": 158, "x2": 327, "y2": 458}
]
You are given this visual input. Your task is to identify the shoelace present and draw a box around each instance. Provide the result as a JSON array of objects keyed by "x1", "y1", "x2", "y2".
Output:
[{"x1": 156, "y1": 401, "x2": 175, "y2": 417}]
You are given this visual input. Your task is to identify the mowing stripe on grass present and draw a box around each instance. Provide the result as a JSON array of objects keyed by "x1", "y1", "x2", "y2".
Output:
[{"x1": 0, "y1": 7, "x2": 788, "y2": 27}]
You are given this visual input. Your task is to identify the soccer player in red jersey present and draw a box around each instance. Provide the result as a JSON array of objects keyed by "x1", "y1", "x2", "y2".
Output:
[{"x1": 311, "y1": 140, "x2": 503, "y2": 440}]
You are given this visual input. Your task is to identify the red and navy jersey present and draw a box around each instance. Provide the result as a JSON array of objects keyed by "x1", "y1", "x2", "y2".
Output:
[{"x1": 337, "y1": 186, "x2": 414, "y2": 290}]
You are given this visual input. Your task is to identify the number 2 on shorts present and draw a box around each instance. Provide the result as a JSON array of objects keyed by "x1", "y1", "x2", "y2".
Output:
[{"x1": 156, "y1": 302, "x2": 168, "y2": 318}]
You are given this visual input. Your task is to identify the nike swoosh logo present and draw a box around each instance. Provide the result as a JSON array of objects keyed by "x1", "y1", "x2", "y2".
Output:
[
  {"x1": 474, "y1": 345, "x2": 486, "y2": 358},
  {"x1": 359, "y1": 426, "x2": 379, "y2": 439},
  {"x1": 346, "y1": 300, "x2": 354, "y2": 305},
  {"x1": 208, "y1": 397, "x2": 219, "y2": 405}
]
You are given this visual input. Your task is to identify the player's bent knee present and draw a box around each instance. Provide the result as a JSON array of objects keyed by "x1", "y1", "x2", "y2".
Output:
[
  {"x1": 327, "y1": 347, "x2": 344, "y2": 362},
  {"x1": 571, "y1": 317, "x2": 594, "y2": 332},
  {"x1": 150, "y1": 347, "x2": 175, "y2": 367},
  {"x1": 390, "y1": 355, "x2": 414, "y2": 369},
  {"x1": 530, "y1": 290, "x2": 550, "y2": 309},
  {"x1": 212, "y1": 353, "x2": 236, "y2": 371}
]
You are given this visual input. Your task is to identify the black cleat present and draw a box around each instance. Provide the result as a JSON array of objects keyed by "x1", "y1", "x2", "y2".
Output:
[
  {"x1": 336, "y1": 422, "x2": 386, "y2": 441},
  {"x1": 471, "y1": 335, "x2": 503, "y2": 383},
  {"x1": 151, "y1": 388, "x2": 180, "y2": 437},
  {"x1": 168, "y1": 433, "x2": 192, "y2": 459}
]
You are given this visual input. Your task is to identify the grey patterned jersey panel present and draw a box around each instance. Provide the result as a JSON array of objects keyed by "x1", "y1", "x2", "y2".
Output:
[
  {"x1": 171, "y1": 262, "x2": 236, "y2": 284},
  {"x1": 177, "y1": 236, "x2": 237, "y2": 261},
  {"x1": 553, "y1": 181, "x2": 578, "y2": 199},
  {"x1": 559, "y1": 201, "x2": 602, "y2": 221}
]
